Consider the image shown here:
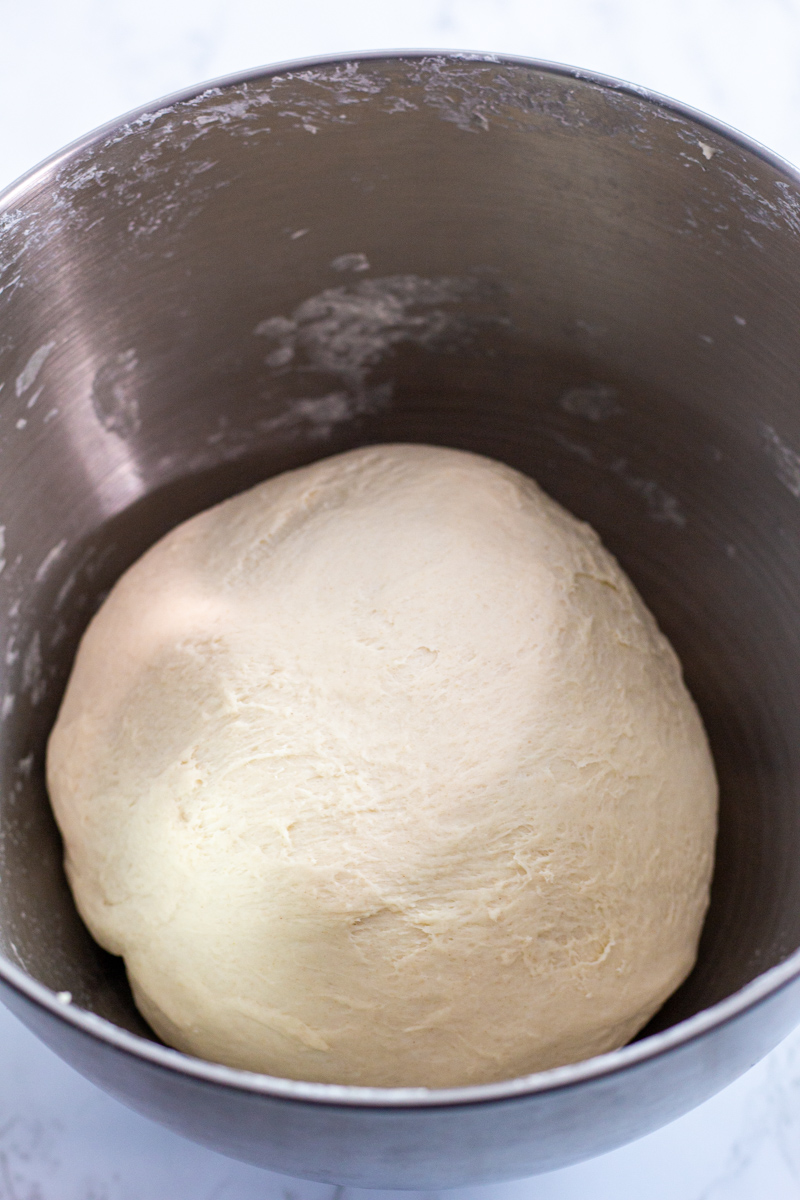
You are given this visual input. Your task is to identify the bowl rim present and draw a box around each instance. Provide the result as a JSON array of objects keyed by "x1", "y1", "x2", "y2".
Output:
[{"x1": 2, "y1": 47, "x2": 800, "y2": 1112}]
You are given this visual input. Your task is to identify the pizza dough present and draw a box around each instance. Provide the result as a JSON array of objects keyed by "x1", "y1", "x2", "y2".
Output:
[{"x1": 46, "y1": 444, "x2": 717, "y2": 1088}]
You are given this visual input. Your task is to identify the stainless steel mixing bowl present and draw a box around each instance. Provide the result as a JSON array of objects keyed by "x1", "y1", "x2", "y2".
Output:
[{"x1": 2, "y1": 51, "x2": 800, "y2": 1190}]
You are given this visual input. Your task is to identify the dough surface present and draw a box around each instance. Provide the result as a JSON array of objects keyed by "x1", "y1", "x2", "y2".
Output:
[{"x1": 47, "y1": 444, "x2": 717, "y2": 1087}]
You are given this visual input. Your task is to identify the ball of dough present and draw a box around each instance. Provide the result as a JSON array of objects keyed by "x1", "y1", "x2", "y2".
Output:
[{"x1": 47, "y1": 444, "x2": 717, "y2": 1088}]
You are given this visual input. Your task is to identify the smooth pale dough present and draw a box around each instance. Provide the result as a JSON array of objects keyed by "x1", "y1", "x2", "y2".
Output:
[{"x1": 47, "y1": 444, "x2": 717, "y2": 1088}]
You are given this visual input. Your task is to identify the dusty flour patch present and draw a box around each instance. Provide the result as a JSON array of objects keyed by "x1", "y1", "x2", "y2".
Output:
[
  {"x1": 609, "y1": 458, "x2": 687, "y2": 527},
  {"x1": 761, "y1": 423, "x2": 800, "y2": 498},
  {"x1": 551, "y1": 432, "x2": 687, "y2": 529},
  {"x1": 559, "y1": 383, "x2": 621, "y2": 422},
  {"x1": 15, "y1": 341, "x2": 56, "y2": 398},
  {"x1": 253, "y1": 272, "x2": 505, "y2": 439},
  {"x1": 92, "y1": 348, "x2": 140, "y2": 438},
  {"x1": 21, "y1": 629, "x2": 44, "y2": 705},
  {"x1": 34, "y1": 540, "x2": 67, "y2": 585},
  {"x1": 331, "y1": 252, "x2": 370, "y2": 273},
  {"x1": 254, "y1": 274, "x2": 487, "y2": 382}
]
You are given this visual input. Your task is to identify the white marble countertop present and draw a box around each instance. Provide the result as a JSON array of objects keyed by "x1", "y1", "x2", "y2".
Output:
[{"x1": 2, "y1": 2, "x2": 800, "y2": 1196}]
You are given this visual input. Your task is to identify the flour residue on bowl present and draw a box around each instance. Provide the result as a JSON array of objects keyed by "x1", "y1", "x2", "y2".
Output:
[
  {"x1": 610, "y1": 458, "x2": 687, "y2": 527},
  {"x1": 15, "y1": 341, "x2": 55, "y2": 398},
  {"x1": 35, "y1": 56, "x2": 675, "y2": 251},
  {"x1": 34, "y1": 541, "x2": 67, "y2": 587},
  {"x1": 21, "y1": 630, "x2": 44, "y2": 706},
  {"x1": 761, "y1": 423, "x2": 800, "y2": 497},
  {"x1": 92, "y1": 349, "x2": 140, "y2": 439},
  {"x1": 253, "y1": 272, "x2": 505, "y2": 440},
  {"x1": 551, "y1": 431, "x2": 687, "y2": 529},
  {"x1": 559, "y1": 383, "x2": 621, "y2": 422},
  {"x1": 331, "y1": 252, "x2": 370, "y2": 273}
]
